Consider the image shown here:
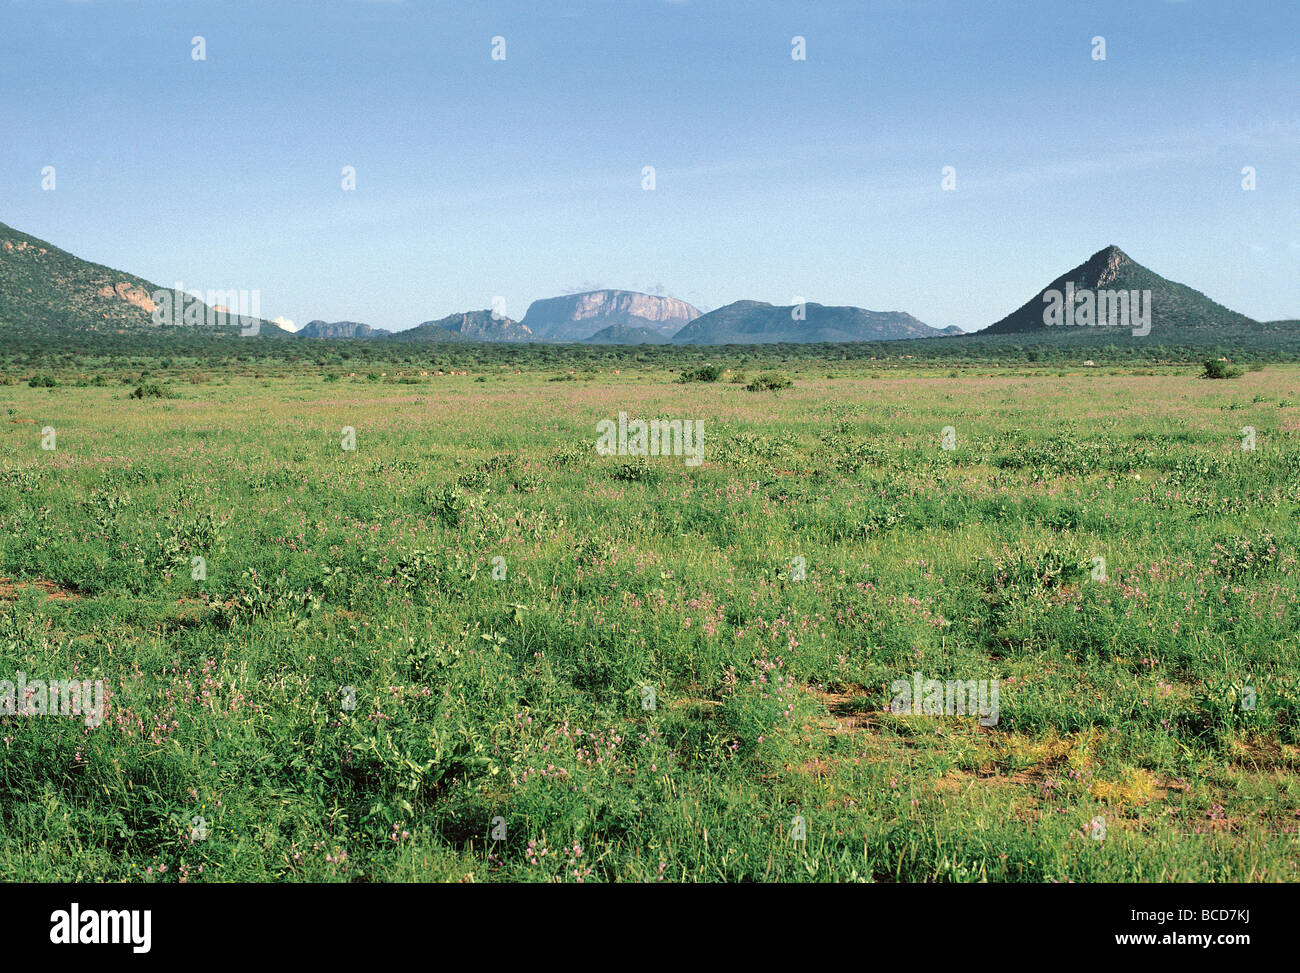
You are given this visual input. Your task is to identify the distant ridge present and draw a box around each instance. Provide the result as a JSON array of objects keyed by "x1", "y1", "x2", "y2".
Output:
[
  {"x1": 396, "y1": 310, "x2": 534, "y2": 343},
  {"x1": 672, "y1": 301, "x2": 947, "y2": 344},
  {"x1": 583, "y1": 324, "x2": 671, "y2": 345}
]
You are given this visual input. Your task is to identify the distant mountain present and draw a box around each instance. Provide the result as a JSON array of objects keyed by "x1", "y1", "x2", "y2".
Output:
[
  {"x1": 6, "y1": 217, "x2": 1283, "y2": 351},
  {"x1": 583, "y1": 324, "x2": 671, "y2": 344},
  {"x1": 298, "y1": 320, "x2": 392, "y2": 339},
  {"x1": 396, "y1": 310, "x2": 534, "y2": 343},
  {"x1": 984, "y1": 245, "x2": 1257, "y2": 336},
  {"x1": 0, "y1": 219, "x2": 283, "y2": 336},
  {"x1": 671, "y1": 301, "x2": 946, "y2": 344},
  {"x1": 520, "y1": 290, "x2": 700, "y2": 342}
]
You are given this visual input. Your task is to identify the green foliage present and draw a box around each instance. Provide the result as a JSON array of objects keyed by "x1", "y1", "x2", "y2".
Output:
[
  {"x1": 746, "y1": 371, "x2": 793, "y2": 391},
  {"x1": 1, "y1": 362, "x2": 1298, "y2": 883},
  {"x1": 608, "y1": 456, "x2": 657, "y2": 482},
  {"x1": 131, "y1": 381, "x2": 175, "y2": 399},
  {"x1": 1203, "y1": 359, "x2": 1244, "y2": 379},
  {"x1": 677, "y1": 364, "x2": 724, "y2": 383}
]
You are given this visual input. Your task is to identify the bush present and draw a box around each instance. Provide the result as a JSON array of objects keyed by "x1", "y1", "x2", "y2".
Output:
[
  {"x1": 28, "y1": 374, "x2": 58, "y2": 388},
  {"x1": 677, "y1": 364, "x2": 723, "y2": 384},
  {"x1": 131, "y1": 381, "x2": 175, "y2": 399},
  {"x1": 1203, "y1": 359, "x2": 1243, "y2": 379},
  {"x1": 746, "y1": 371, "x2": 793, "y2": 391}
]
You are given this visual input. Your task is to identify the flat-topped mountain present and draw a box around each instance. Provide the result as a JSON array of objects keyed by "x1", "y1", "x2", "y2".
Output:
[
  {"x1": 671, "y1": 300, "x2": 947, "y2": 344},
  {"x1": 520, "y1": 290, "x2": 700, "y2": 342},
  {"x1": 983, "y1": 245, "x2": 1257, "y2": 336},
  {"x1": 298, "y1": 320, "x2": 392, "y2": 339}
]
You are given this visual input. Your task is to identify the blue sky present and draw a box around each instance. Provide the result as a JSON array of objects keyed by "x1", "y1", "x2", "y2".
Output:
[{"x1": 1, "y1": 0, "x2": 1296, "y2": 332}]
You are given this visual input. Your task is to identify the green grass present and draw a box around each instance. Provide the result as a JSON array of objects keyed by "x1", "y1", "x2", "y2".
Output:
[{"x1": 1, "y1": 362, "x2": 1297, "y2": 882}]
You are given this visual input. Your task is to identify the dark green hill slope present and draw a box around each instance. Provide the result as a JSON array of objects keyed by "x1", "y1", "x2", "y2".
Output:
[{"x1": 984, "y1": 245, "x2": 1257, "y2": 336}]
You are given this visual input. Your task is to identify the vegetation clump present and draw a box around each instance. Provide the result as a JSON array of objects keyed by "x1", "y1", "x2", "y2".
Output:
[
  {"x1": 746, "y1": 371, "x2": 793, "y2": 391},
  {"x1": 677, "y1": 364, "x2": 724, "y2": 383},
  {"x1": 130, "y1": 381, "x2": 174, "y2": 399},
  {"x1": 1202, "y1": 359, "x2": 1243, "y2": 379}
]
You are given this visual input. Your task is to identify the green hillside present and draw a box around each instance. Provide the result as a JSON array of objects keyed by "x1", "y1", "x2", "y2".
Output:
[
  {"x1": 672, "y1": 301, "x2": 946, "y2": 344},
  {"x1": 0, "y1": 220, "x2": 283, "y2": 338},
  {"x1": 985, "y1": 245, "x2": 1258, "y2": 336}
]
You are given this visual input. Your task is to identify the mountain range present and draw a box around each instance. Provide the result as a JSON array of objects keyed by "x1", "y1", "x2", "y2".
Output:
[{"x1": 0, "y1": 220, "x2": 1286, "y2": 345}]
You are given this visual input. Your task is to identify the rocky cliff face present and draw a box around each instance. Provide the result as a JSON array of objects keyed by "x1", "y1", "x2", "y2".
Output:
[
  {"x1": 520, "y1": 290, "x2": 701, "y2": 342},
  {"x1": 298, "y1": 320, "x2": 391, "y2": 339},
  {"x1": 0, "y1": 219, "x2": 296, "y2": 335}
]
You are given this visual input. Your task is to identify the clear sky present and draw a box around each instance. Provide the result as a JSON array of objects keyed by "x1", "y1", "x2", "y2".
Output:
[{"x1": 1, "y1": 0, "x2": 1296, "y2": 332}]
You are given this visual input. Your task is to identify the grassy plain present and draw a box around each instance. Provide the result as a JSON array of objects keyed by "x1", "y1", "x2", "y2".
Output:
[{"x1": 1, "y1": 361, "x2": 1297, "y2": 881}]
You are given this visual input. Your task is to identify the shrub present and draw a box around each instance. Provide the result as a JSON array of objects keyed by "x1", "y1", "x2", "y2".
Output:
[
  {"x1": 28, "y1": 374, "x2": 57, "y2": 388},
  {"x1": 677, "y1": 364, "x2": 723, "y2": 384},
  {"x1": 1203, "y1": 359, "x2": 1243, "y2": 379},
  {"x1": 746, "y1": 371, "x2": 792, "y2": 391},
  {"x1": 131, "y1": 381, "x2": 175, "y2": 399}
]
